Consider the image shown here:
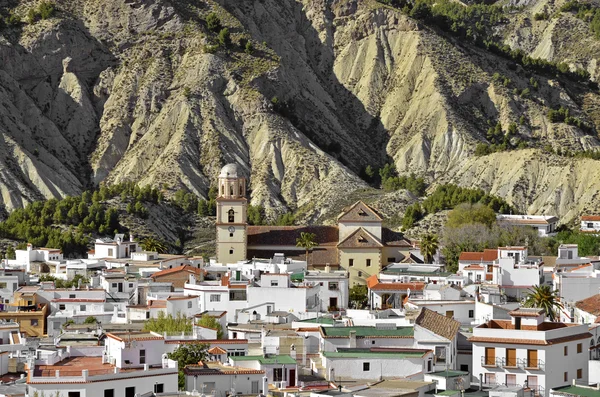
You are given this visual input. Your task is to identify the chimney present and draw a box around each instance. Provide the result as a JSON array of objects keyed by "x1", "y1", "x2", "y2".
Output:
[
  {"x1": 262, "y1": 376, "x2": 268, "y2": 395},
  {"x1": 130, "y1": 234, "x2": 134, "y2": 242},
  {"x1": 349, "y1": 331, "x2": 356, "y2": 348},
  {"x1": 325, "y1": 264, "x2": 331, "y2": 273},
  {"x1": 27, "y1": 244, "x2": 32, "y2": 251}
]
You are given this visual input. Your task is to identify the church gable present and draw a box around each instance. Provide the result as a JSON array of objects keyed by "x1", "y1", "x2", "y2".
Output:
[
  {"x1": 337, "y1": 201, "x2": 383, "y2": 223},
  {"x1": 337, "y1": 227, "x2": 384, "y2": 249}
]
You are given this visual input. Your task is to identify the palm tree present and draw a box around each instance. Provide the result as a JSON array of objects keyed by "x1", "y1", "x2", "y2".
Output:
[
  {"x1": 141, "y1": 237, "x2": 168, "y2": 254},
  {"x1": 523, "y1": 285, "x2": 564, "y2": 321},
  {"x1": 296, "y1": 232, "x2": 318, "y2": 265},
  {"x1": 420, "y1": 233, "x2": 439, "y2": 263}
]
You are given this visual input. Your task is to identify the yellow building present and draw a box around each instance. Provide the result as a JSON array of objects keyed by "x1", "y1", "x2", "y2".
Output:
[
  {"x1": 215, "y1": 165, "x2": 414, "y2": 285},
  {"x1": 0, "y1": 288, "x2": 49, "y2": 336},
  {"x1": 215, "y1": 164, "x2": 248, "y2": 264}
]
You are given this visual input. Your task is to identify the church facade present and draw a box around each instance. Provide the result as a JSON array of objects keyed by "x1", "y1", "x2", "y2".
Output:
[{"x1": 215, "y1": 164, "x2": 413, "y2": 285}]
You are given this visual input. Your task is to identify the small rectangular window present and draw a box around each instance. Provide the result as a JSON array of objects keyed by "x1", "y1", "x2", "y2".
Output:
[
  {"x1": 328, "y1": 282, "x2": 338, "y2": 290},
  {"x1": 349, "y1": 259, "x2": 354, "y2": 267},
  {"x1": 30, "y1": 319, "x2": 38, "y2": 326},
  {"x1": 68, "y1": 393, "x2": 80, "y2": 397},
  {"x1": 187, "y1": 301, "x2": 192, "y2": 309},
  {"x1": 577, "y1": 369, "x2": 583, "y2": 379},
  {"x1": 210, "y1": 294, "x2": 220, "y2": 302},
  {"x1": 577, "y1": 343, "x2": 582, "y2": 353},
  {"x1": 155, "y1": 384, "x2": 164, "y2": 394},
  {"x1": 80, "y1": 305, "x2": 86, "y2": 311},
  {"x1": 229, "y1": 249, "x2": 233, "y2": 255},
  {"x1": 564, "y1": 346, "x2": 568, "y2": 356},
  {"x1": 564, "y1": 372, "x2": 568, "y2": 382},
  {"x1": 270, "y1": 280, "x2": 278, "y2": 287},
  {"x1": 140, "y1": 349, "x2": 146, "y2": 364},
  {"x1": 59, "y1": 304, "x2": 66, "y2": 310},
  {"x1": 129, "y1": 283, "x2": 133, "y2": 288},
  {"x1": 363, "y1": 362, "x2": 370, "y2": 371},
  {"x1": 366, "y1": 259, "x2": 371, "y2": 267},
  {"x1": 104, "y1": 389, "x2": 114, "y2": 397},
  {"x1": 468, "y1": 310, "x2": 474, "y2": 318},
  {"x1": 112, "y1": 283, "x2": 117, "y2": 288},
  {"x1": 387, "y1": 257, "x2": 395, "y2": 263},
  {"x1": 358, "y1": 271, "x2": 362, "y2": 277},
  {"x1": 230, "y1": 233, "x2": 234, "y2": 237},
  {"x1": 69, "y1": 294, "x2": 76, "y2": 298}
]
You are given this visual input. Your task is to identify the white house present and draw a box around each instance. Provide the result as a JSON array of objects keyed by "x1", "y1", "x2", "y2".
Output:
[
  {"x1": 183, "y1": 361, "x2": 265, "y2": 395},
  {"x1": 470, "y1": 308, "x2": 591, "y2": 397},
  {"x1": 228, "y1": 354, "x2": 298, "y2": 388},
  {"x1": 3, "y1": 244, "x2": 63, "y2": 272},
  {"x1": 27, "y1": 332, "x2": 178, "y2": 397},
  {"x1": 304, "y1": 268, "x2": 349, "y2": 311},
  {"x1": 413, "y1": 308, "x2": 461, "y2": 371},
  {"x1": 580, "y1": 216, "x2": 600, "y2": 234},
  {"x1": 405, "y1": 299, "x2": 475, "y2": 325},
  {"x1": 320, "y1": 347, "x2": 434, "y2": 381},
  {"x1": 366, "y1": 274, "x2": 425, "y2": 310},
  {"x1": 572, "y1": 294, "x2": 600, "y2": 324},
  {"x1": 319, "y1": 325, "x2": 415, "y2": 353},
  {"x1": 554, "y1": 265, "x2": 600, "y2": 304},
  {"x1": 496, "y1": 215, "x2": 559, "y2": 237},
  {"x1": 88, "y1": 234, "x2": 139, "y2": 260}
]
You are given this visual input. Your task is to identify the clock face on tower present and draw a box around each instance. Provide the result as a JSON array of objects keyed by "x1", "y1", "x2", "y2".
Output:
[{"x1": 228, "y1": 226, "x2": 235, "y2": 233}]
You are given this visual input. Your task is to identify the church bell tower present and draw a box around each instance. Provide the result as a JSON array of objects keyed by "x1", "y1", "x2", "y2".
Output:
[{"x1": 215, "y1": 164, "x2": 247, "y2": 264}]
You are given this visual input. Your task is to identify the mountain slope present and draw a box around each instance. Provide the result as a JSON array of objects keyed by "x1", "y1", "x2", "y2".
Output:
[{"x1": 0, "y1": 0, "x2": 600, "y2": 224}]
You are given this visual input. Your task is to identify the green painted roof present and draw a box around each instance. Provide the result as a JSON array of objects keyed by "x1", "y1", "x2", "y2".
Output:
[
  {"x1": 429, "y1": 370, "x2": 470, "y2": 378},
  {"x1": 321, "y1": 326, "x2": 414, "y2": 338},
  {"x1": 291, "y1": 273, "x2": 304, "y2": 281},
  {"x1": 230, "y1": 355, "x2": 297, "y2": 365},
  {"x1": 322, "y1": 350, "x2": 425, "y2": 359},
  {"x1": 300, "y1": 317, "x2": 336, "y2": 325},
  {"x1": 552, "y1": 386, "x2": 600, "y2": 397},
  {"x1": 436, "y1": 391, "x2": 460, "y2": 396}
]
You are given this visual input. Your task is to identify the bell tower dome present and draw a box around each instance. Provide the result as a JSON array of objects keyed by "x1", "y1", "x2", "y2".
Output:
[{"x1": 215, "y1": 163, "x2": 247, "y2": 264}]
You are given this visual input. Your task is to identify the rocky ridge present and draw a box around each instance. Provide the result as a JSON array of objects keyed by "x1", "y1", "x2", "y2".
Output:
[{"x1": 0, "y1": 0, "x2": 600, "y2": 225}]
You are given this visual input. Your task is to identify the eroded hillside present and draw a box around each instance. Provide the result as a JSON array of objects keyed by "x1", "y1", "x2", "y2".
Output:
[{"x1": 1, "y1": 0, "x2": 600, "y2": 224}]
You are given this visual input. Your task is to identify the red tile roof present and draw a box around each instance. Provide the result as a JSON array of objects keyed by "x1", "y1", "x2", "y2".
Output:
[
  {"x1": 415, "y1": 308, "x2": 460, "y2": 341},
  {"x1": 207, "y1": 346, "x2": 227, "y2": 354},
  {"x1": 575, "y1": 294, "x2": 600, "y2": 316},
  {"x1": 582, "y1": 216, "x2": 600, "y2": 221},
  {"x1": 247, "y1": 226, "x2": 339, "y2": 246},
  {"x1": 338, "y1": 227, "x2": 383, "y2": 249},
  {"x1": 366, "y1": 275, "x2": 425, "y2": 291},
  {"x1": 338, "y1": 201, "x2": 383, "y2": 223},
  {"x1": 150, "y1": 265, "x2": 203, "y2": 279},
  {"x1": 459, "y1": 249, "x2": 498, "y2": 262},
  {"x1": 463, "y1": 265, "x2": 484, "y2": 270}
]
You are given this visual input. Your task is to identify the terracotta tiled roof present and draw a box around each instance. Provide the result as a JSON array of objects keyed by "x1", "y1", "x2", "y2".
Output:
[
  {"x1": 150, "y1": 265, "x2": 203, "y2": 279},
  {"x1": 207, "y1": 346, "x2": 227, "y2": 354},
  {"x1": 166, "y1": 295, "x2": 196, "y2": 301},
  {"x1": 508, "y1": 308, "x2": 544, "y2": 317},
  {"x1": 463, "y1": 265, "x2": 484, "y2": 270},
  {"x1": 459, "y1": 249, "x2": 498, "y2": 262},
  {"x1": 366, "y1": 274, "x2": 379, "y2": 289},
  {"x1": 338, "y1": 201, "x2": 383, "y2": 223},
  {"x1": 469, "y1": 332, "x2": 592, "y2": 345},
  {"x1": 338, "y1": 227, "x2": 383, "y2": 249},
  {"x1": 149, "y1": 300, "x2": 167, "y2": 309},
  {"x1": 415, "y1": 308, "x2": 460, "y2": 341},
  {"x1": 582, "y1": 216, "x2": 600, "y2": 221},
  {"x1": 382, "y1": 228, "x2": 413, "y2": 247},
  {"x1": 247, "y1": 226, "x2": 339, "y2": 246},
  {"x1": 569, "y1": 263, "x2": 592, "y2": 272},
  {"x1": 106, "y1": 332, "x2": 163, "y2": 342},
  {"x1": 575, "y1": 294, "x2": 600, "y2": 316}
]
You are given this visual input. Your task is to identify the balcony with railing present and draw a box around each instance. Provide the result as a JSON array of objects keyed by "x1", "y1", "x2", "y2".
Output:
[
  {"x1": 522, "y1": 358, "x2": 545, "y2": 371},
  {"x1": 481, "y1": 356, "x2": 501, "y2": 367},
  {"x1": 498, "y1": 357, "x2": 519, "y2": 368}
]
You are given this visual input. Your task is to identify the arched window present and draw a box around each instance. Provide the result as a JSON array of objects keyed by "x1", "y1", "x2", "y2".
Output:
[
  {"x1": 228, "y1": 209, "x2": 235, "y2": 223},
  {"x1": 221, "y1": 185, "x2": 224, "y2": 195},
  {"x1": 230, "y1": 185, "x2": 234, "y2": 196}
]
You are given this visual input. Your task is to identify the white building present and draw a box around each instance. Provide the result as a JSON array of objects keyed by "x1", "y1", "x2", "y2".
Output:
[
  {"x1": 366, "y1": 274, "x2": 425, "y2": 310},
  {"x1": 184, "y1": 273, "x2": 319, "y2": 323},
  {"x1": 183, "y1": 361, "x2": 265, "y2": 395},
  {"x1": 2, "y1": 244, "x2": 63, "y2": 272},
  {"x1": 496, "y1": 215, "x2": 559, "y2": 237},
  {"x1": 27, "y1": 332, "x2": 178, "y2": 397},
  {"x1": 88, "y1": 234, "x2": 139, "y2": 260},
  {"x1": 555, "y1": 244, "x2": 595, "y2": 271},
  {"x1": 554, "y1": 264, "x2": 600, "y2": 304},
  {"x1": 320, "y1": 348, "x2": 434, "y2": 381},
  {"x1": 413, "y1": 308, "x2": 461, "y2": 371},
  {"x1": 572, "y1": 294, "x2": 600, "y2": 324},
  {"x1": 580, "y1": 216, "x2": 600, "y2": 234},
  {"x1": 470, "y1": 308, "x2": 591, "y2": 397},
  {"x1": 304, "y1": 268, "x2": 349, "y2": 311},
  {"x1": 229, "y1": 354, "x2": 298, "y2": 388}
]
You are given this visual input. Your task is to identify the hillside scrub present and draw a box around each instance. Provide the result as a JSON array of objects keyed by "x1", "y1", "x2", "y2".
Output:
[{"x1": 402, "y1": 184, "x2": 513, "y2": 229}]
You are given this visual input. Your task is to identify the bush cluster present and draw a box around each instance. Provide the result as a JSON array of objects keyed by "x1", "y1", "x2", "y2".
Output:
[{"x1": 402, "y1": 184, "x2": 512, "y2": 229}]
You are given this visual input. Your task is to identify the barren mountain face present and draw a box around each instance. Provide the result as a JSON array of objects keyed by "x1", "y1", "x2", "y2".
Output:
[{"x1": 1, "y1": 0, "x2": 600, "y2": 223}]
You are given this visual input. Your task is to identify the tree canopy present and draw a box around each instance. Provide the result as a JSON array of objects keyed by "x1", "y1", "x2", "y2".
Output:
[
  {"x1": 197, "y1": 314, "x2": 223, "y2": 339},
  {"x1": 143, "y1": 312, "x2": 192, "y2": 334},
  {"x1": 446, "y1": 203, "x2": 497, "y2": 229},
  {"x1": 523, "y1": 285, "x2": 563, "y2": 322}
]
